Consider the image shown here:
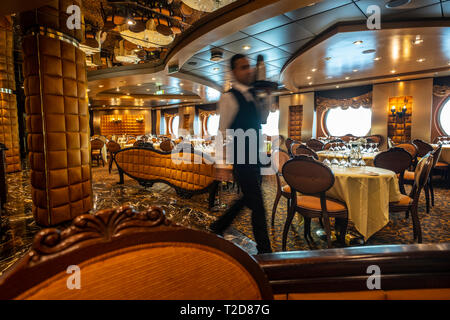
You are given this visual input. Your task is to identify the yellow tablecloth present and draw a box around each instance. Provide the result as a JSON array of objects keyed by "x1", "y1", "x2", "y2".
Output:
[
  {"x1": 317, "y1": 151, "x2": 377, "y2": 166},
  {"x1": 432, "y1": 144, "x2": 450, "y2": 164},
  {"x1": 101, "y1": 144, "x2": 107, "y2": 163},
  {"x1": 326, "y1": 166, "x2": 401, "y2": 240}
]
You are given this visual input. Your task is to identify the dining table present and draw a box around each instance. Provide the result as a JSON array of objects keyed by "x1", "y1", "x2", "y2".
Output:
[
  {"x1": 325, "y1": 166, "x2": 402, "y2": 240},
  {"x1": 432, "y1": 144, "x2": 450, "y2": 164}
]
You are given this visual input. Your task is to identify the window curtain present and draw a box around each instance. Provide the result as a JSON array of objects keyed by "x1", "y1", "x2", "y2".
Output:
[{"x1": 315, "y1": 85, "x2": 372, "y2": 112}]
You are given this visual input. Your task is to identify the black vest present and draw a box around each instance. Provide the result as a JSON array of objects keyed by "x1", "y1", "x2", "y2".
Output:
[{"x1": 228, "y1": 89, "x2": 262, "y2": 166}]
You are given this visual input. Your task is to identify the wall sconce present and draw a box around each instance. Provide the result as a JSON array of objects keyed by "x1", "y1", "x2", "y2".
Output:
[
  {"x1": 136, "y1": 117, "x2": 144, "y2": 123},
  {"x1": 390, "y1": 104, "x2": 407, "y2": 118},
  {"x1": 112, "y1": 117, "x2": 122, "y2": 124}
]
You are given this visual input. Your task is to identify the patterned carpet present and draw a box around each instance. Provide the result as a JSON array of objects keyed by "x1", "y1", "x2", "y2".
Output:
[{"x1": 0, "y1": 162, "x2": 449, "y2": 275}]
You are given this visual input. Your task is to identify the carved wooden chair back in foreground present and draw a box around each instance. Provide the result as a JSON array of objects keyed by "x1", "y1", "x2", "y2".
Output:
[
  {"x1": 270, "y1": 149, "x2": 291, "y2": 226},
  {"x1": 365, "y1": 134, "x2": 384, "y2": 146},
  {"x1": 90, "y1": 138, "x2": 105, "y2": 167},
  {"x1": 374, "y1": 147, "x2": 412, "y2": 195},
  {"x1": 291, "y1": 143, "x2": 319, "y2": 160},
  {"x1": 403, "y1": 146, "x2": 443, "y2": 213},
  {"x1": 0, "y1": 206, "x2": 273, "y2": 300},
  {"x1": 389, "y1": 153, "x2": 434, "y2": 243},
  {"x1": 159, "y1": 139, "x2": 175, "y2": 152},
  {"x1": 282, "y1": 155, "x2": 348, "y2": 249},
  {"x1": 305, "y1": 138, "x2": 324, "y2": 152},
  {"x1": 106, "y1": 141, "x2": 121, "y2": 173}
]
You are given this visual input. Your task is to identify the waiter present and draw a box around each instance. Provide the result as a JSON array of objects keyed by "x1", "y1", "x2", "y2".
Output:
[{"x1": 210, "y1": 54, "x2": 272, "y2": 254}]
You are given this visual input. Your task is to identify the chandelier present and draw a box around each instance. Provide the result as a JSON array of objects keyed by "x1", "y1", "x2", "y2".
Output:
[{"x1": 181, "y1": 0, "x2": 236, "y2": 12}]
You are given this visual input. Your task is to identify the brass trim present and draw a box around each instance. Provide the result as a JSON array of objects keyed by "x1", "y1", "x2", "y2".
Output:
[{"x1": 35, "y1": 33, "x2": 52, "y2": 225}]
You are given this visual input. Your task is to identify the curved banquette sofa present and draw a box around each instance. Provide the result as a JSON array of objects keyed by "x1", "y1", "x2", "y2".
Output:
[
  {"x1": 0, "y1": 206, "x2": 448, "y2": 300},
  {"x1": 113, "y1": 147, "x2": 219, "y2": 208}
]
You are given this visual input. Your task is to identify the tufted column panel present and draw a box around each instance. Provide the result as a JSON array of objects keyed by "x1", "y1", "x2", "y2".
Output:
[
  {"x1": 0, "y1": 16, "x2": 21, "y2": 173},
  {"x1": 21, "y1": 1, "x2": 92, "y2": 226}
]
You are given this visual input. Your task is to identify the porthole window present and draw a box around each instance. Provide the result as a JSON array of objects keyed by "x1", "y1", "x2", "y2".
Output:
[
  {"x1": 438, "y1": 97, "x2": 450, "y2": 135},
  {"x1": 261, "y1": 110, "x2": 279, "y2": 137},
  {"x1": 325, "y1": 107, "x2": 372, "y2": 137},
  {"x1": 206, "y1": 114, "x2": 220, "y2": 136},
  {"x1": 170, "y1": 115, "x2": 179, "y2": 137}
]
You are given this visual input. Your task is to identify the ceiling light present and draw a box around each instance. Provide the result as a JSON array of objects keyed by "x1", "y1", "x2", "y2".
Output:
[
  {"x1": 345, "y1": 77, "x2": 350, "y2": 80},
  {"x1": 336, "y1": 85, "x2": 340, "y2": 88},
  {"x1": 242, "y1": 45, "x2": 251, "y2": 50},
  {"x1": 127, "y1": 18, "x2": 136, "y2": 26},
  {"x1": 126, "y1": 93, "x2": 130, "y2": 95},
  {"x1": 385, "y1": 0, "x2": 411, "y2": 8},
  {"x1": 116, "y1": 87, "x2": 120, "y2": 92},
  {"x1": 137, "y1": 83, "x2": 142, "y2": 86},
  {"x1": 353, "y1": 69, "x2": 358, "y2": 72},
  {"x1": 412, "y1": 37, "x2": 423, "y2": 45},
  {"x1": 307, "y1": 2, "x2": 316, "y2": 6},
  {"x1": 308, "y1": 82, "x2": 313, "y2": 85},
  {"x1": 146, "y1": 89, "x2": 150, "y2": 91},
  {"x1": 391, "y1": 70, "x2": 396, "y2": 73},
  {"x1": 362, "y1": 49, "x2": 376, "y2": 54},
  {"x1": 311, "y1": 68, "x2": 317, "y2": 72},
  {"x1": 325, "y1": 57, "x2": 331, "y2": 61},
  {"x1": 353, "y1": 40, "x2": 363, "y2": 45},
  {"x1": 87, "y1": 89, "x2": 90, "y2": 92},
  {"x1": 98, "y1": 85, "x2": 104, "y2": 88},
  {"x1": 213, "y1": 67, "x2": 220, "y2": 72},
  {"x1": 374, "y1": 57, "x2": 382, "y2": 61},
  {"x1": 180, "y1": 83, "x2": 184, "y2": 86},
  {"x1": 416, "y1": 58, "x2": 425, "y2": 63},
  {"x1": 181, "y1": 93, "x2": 184, "y2": 95},
  {"x1": 327, "y1": 76, "x2": 333, "y2": 79},
  {"x1": 397, "y1": 78, "x2": 401, "y2": 81},
  {"x1": 307, "y1": 76, "x2": 312, "y2": 80},
  {"x1": 152, "y1": 78, "x2": 156, "y2": 81},
  {"x1": 210, "y1": 50, "x2": 223, "y2": 61}
]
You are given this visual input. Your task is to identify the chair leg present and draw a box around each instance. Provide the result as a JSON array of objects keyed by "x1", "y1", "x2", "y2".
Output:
[
  {"x1": 429, "y1": 179, "x2": 434, "y2": 207},
  {"x1": 271, "y1": 191, "x2": 282, "y2": 226},
  {"x1": 336, "y1": 217, "x2": 348, "y2": 246},
  {"x1": 282, "y1": 202, "x2": 296, "y2": 251},
  {"x1": 303, "y1": 217, "x2": 312, "y2": 242},
  {"x1": 424, "y1": 184, "x2": 430, "y2": 213},
  {"x1": 322, "y1": 216, "x2": 332, "y2": 248}
]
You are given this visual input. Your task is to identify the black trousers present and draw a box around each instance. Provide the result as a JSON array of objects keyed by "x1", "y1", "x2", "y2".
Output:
[{"x1": 210, "y1": 164, "x2": 272, "y2": 254}]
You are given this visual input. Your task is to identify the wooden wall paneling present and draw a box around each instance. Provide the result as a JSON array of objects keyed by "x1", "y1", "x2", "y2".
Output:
[{"x1": 288, "y1": 105, "x2": 303, "y2": 141}]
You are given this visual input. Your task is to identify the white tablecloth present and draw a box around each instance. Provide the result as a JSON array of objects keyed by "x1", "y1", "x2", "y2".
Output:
[
  {"x1": 432, "y1": 145, "x2": 450, "y2": 164},
  {"x1": 326, "y1": 166, "x2": 401, "y2": 240}
]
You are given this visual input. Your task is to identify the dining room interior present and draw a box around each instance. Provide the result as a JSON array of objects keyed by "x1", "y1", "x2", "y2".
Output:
[{"x1": 0, "y1": 0, "x2": 449, "y2": 301}]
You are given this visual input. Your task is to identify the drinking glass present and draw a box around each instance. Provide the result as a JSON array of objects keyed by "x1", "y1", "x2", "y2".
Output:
[
  {"x1": 438, "y1": 137, "x2": 442, "y2": 145},
  {"x1": 373, "y1": 143, "x2": 379, "y2": 153},
  {"x1": 331, "y1": 155, "x2": 339, "y2": 167},
  {"x1": 323, "y1": 158, "x2": 331, "y2": 167},
  {"x1": 367, "y1": 143, "x2": 374, "y2": 154}
]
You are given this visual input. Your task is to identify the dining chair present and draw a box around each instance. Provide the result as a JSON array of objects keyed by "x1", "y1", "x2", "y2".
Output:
[
  {"x1": 106, "y1": 141, "x2": 121, "y2": 173},
  {"x1": 324, "y1": 141, "x2": 344, "y2": 150},
  {"x1": 373, "y1": 147, "x2": 412, "y2": 195},
  {"x1": 285, "y1": 138, "x2": 295, "y2": 156},
  {"x1": 281, "y1": 155, "x2": 348, "y2": 249},
  {"x1": 412, "y1": 139, "x2": 434, "y2": 159},
  {"x1": 270, "y1": 149, "x2": 291, "y2": 226},
  {"x1": 403, "y1": 146, "x2": 443, "y2": 213},
  {"x1": 305, "y1": 139, "x2": 325, "y2": 152},
  {"x1": 91, "y1": 138, "x2": 105, "y2": 167},
  {"x1": 395, "y1": 142, "x2": 418, "y2": 169},
  {"x1": 291, "y1": 143, "x2": 319, "y2": 160},
  {"x1": 126, "y1": 139, "x2": 136, "y2": 145},
  {"x1": 389, "y1": 152, "x2": 434, "y2": 243},
  {"x1": 160, "y1": 139, "x2": 175, "y2": 152}
]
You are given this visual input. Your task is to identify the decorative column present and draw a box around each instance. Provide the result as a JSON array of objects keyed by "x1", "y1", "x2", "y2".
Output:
[
  {"x1": 0, "y1": 16, "x2": 21, "y2": 173},
  {"x1": 21, "y1": 1, "x2": 92, "y2": 226}
]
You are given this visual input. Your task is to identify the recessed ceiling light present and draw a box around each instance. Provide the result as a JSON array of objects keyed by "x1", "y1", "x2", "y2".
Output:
[
  {"x1": 116, "y1": 87, "x2": 120, "y2": 92},
  {"x1": 311, "y1": 68, "x2": 317, "y2": 72},
  {"x1": 308, "y1": 82, "x2": 313, "y2": 85},
  {"x1": 137, "y1": 83, "x2": 142, "y2": 86},
  {"x1": 397, "y1": 78, "x2": 401, "y2": 81},
  {"x1": 416, "y1": 58, "x2": 425, "y2": 63},
  {"x1": 307, "y1": 76, "x2": 312, "y2": 80},
  {"x1": 127, "y1": 18, "x2": 136, "y2": 25},
  {"x1": 353, "y1": 40, "x2": 363, "y2": 45},
  {"x1": 242, "y1": 45, "x2": 251, "y2": 50},
  {"x1": 126, "y1": 93, "x2": 130, "y2": 95},
  {"x1": 152, "y1": 78, "x2": 156, "y2": 80},
  {"x1": 146, "y1": 89, "x2": 150, "y2": 91},
  {"x1": 362, "y1": 49, "x2": 376, "y2": 54},
  {"x1": 307, "y1": 2, "x2": 316, "y2": 6},
  {"x1": 345, "y1": 77, "x2": 350, "y2": 80},
  {"x1": 374, "y1": 57, "x2": 382, "y2": 61},
  {"x1": 181, "y1": 93, "x2": 184, "y2": 95},
  {"x1": 213, "y1": 67, "x2": 220, "y2": 72},
  {"x1": 325, "y1": 57, "x2": 331, "y2": 61},
  {"x1": 179, "y1": 83, "x2": 184, "y2": 86},
  {"x1": 327, "y1": 76, "x2": 333, "y2": 79},
  {"x1": 336, "y1": 85, "x2": 340, "y2": 88},
  {"x1": 197, "y1": 88, "x2": 200, "y2": 91},
  {"x1": 98, "y1": 85, "x2": 104, "y2": 88},
  {"x1": 391, "y1": 70, "x2": 396, "y2": 73},
  {"x1": 353, "y1": 69, "x2": 358, "y2": 72},
  {"x1": 87, "y1": 89, "x2": 90, "y2": 92},
  {"x1": 412, "y1": 36, "x2": 423, "y2": 45}
]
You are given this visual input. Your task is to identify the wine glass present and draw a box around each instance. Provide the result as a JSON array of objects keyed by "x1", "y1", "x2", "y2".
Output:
[
  {"x1": 367, "y1": 143, "x2": 374, "y2": 154},
  {"x1": 373, "y1": 143, "x2": 379, "y2": 153},
  {"x1": 323, "y1": 158, "x2": 331, "y2": 167},
  {"x1": 438, "y1": 137, "x2": 442, "y2": 145},
  {"x1": 329, "y1": 142, "x2": 335, "y2": 152}
]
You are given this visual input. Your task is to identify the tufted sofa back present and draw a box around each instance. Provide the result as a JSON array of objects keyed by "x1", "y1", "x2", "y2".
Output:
[{"x1": 115, "y1": 148, "x2": 216, "y2": 191}]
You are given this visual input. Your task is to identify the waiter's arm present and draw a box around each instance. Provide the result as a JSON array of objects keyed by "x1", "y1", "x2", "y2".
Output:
[{"x1": 218, "y1": 92, "x2": 238, "y2": 141}]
